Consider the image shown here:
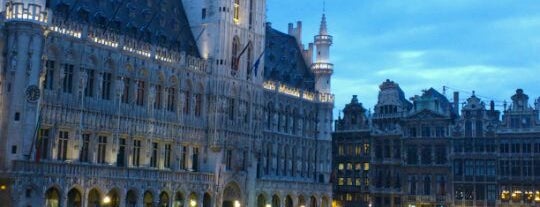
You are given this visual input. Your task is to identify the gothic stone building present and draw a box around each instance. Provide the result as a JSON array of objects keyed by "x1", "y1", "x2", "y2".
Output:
[
  {"x1": 333, "y1": 80, "x2": 540, "y2": 207},
  {"x1": 0, "y1": 0, "x2": 334, "y2": 206}
]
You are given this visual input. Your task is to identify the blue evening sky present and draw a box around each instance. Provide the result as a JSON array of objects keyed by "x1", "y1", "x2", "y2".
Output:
[{"x1": 267, "y1": 0, "x2": 540, "y2": 116}]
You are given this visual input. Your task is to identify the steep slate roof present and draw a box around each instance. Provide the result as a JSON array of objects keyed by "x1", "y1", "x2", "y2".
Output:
[
  {"x1": 46, "y1": 0, "x2": 200, "y2": 57},
  {"x1": 264, "y1": 25, "x2": 315, "y2": 91}
]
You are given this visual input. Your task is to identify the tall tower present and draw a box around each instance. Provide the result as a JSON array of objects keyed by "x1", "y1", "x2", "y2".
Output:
[
  {"x1": 312, "y1": 13, "x2": 333, "y2": 94},
  {"x1": 182, "y1": 0, "x2": 266, "y2": 82},
  {"x1": 0, "y1": 0, "x2": 49, "y2": 169},
  {"x1": 181, "y1": 1, "x2": 266, "y2": 206}
]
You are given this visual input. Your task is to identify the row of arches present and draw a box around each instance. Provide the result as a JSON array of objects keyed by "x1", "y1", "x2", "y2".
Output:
[
  {"x1": 43, "y1": 187, "x2": 211, "y2": 207},
  {"x1": 256, "y1": 194, "x2": 330, "y2": 207}
]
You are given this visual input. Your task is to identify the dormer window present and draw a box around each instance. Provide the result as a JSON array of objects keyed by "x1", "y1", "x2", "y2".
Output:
[{"x1": 233, "y1": 0, "x2": 240, "y2": 24}]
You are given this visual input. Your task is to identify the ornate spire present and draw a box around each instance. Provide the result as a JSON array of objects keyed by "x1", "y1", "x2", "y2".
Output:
[
  {"x1": 319, "y1": 0, "x2": 328, "y2": 35},
  {"x1": 319, "y1": 13, "x2": 328, "y2": 36}
]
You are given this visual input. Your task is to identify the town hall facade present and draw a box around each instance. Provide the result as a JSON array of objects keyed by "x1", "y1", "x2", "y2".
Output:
[{"x1": 0, "y1": 0, "x2": 334, "y2": 206}]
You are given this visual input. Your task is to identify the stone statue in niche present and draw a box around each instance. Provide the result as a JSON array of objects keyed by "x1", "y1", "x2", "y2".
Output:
[
  {"x1": 148, "y1": 85, "x2": 156, "y2": 108},
  {"x1": 10, "y1": 53, "x2": 17, "y2": 72},
  {"x1": 115, "y1": 78, "x2": 125, "y2": 98},
  {"x1": 96, "y1": 72, "x2": 103, "y2": 98},
  {"x1": 79, "y1": 70, "x2": 88, "y2": 95}
]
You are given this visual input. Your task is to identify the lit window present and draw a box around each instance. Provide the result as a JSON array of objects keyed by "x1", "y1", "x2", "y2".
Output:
[
  {"x1": 347, "y1": 178, "x2": 353, "y2": 186},
  {"x1": 338, "y1": 163, "x2": 344, "y2": 171},
  {"x1": 355, "y1": 178, "x2": 362, "y2": 186},
  {"x1": 355, "y1": 163, "x2": 361, "y2": 171},
  {"x1": 338, "y1": 145, "x2": 344, "y2": 155},
  {"x1": 233, "y1": 0, "x2": 240, "y2": 23},
  {"x1": 346, "y1": 163, "x2": 353, "y2": 170},
  {"x1": 338, "y1": 178, "x2": 344, "y2": 186},
  {"x1": 345, "y1": 193, "x2": 353, "y2": 201},
  {"x1": 364, "y1": 163, "x2": 370, "y2": 171}
]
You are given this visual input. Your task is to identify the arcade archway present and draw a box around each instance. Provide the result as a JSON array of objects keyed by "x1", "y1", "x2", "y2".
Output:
[{"x1": 222, "y1": 182, "x2": 242, "y2": 207}]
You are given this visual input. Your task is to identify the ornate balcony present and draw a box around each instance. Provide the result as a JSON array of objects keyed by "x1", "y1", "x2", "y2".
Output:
[
  {"x1": 311, "y1": 63, "x2": 334, "y2": 73},
  {"x1": 314, "y1": 35, "x2": 333, "y2": 44},
  {"x1": 5, "y1": 2, "x2": 49, "y2": 24}
]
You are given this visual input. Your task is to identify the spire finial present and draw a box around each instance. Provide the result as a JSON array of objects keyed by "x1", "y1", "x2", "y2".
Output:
[
  {"x1": 319, "y1": 1, "x2": 328, "y2": 36},
  {"x1": 323, "y1": 0, "x2": 326, "y2": 13}
]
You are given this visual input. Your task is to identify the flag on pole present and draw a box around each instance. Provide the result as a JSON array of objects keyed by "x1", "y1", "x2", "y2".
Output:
[
  {"x1": 252, "y1": 50, "x2": 265, "y2": 77},
  {"x1": 237, "y1": 41, "x2": 252, "y2": 60},
  {"x1": 33, "y1": 110, "x2": 43, "y2": 162}
]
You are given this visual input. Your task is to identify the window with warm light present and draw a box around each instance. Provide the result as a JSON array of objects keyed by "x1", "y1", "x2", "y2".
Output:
[
  {"x1": 338, "y1": 178, "x2": 344, "y2": 186},
  {"x1": 338, "y1": 163, "x2": 344, "y2": 171},
  {"x1": 233, "y1": 0, "x2": 240, "y2": 23}
]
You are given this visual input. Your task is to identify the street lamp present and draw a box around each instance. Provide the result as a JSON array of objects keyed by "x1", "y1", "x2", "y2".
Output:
[
  {"x1": 234, "y1": 200, "x2": 241, "y2": 207},
  {"x1": 103, "y1": 196, "x2": 111, "y2": 204},
  {"x1": 190, "y1": 199, "x2": 197, "y2": 207}
]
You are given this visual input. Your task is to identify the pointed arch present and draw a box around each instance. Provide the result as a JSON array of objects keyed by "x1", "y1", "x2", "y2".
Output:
[
  {"x1": 321, "y1": 196, "x2": 329, "y2": 207},
  {"x1": 125, "y1": 189, "x2": 138, "y2": 207},
  {"x1": 203, "y1": 192, "x2": 211, "y2": 207},
  {"x1": 298, "y1": 195, "x2": 306, "y2": 206},
  {"x1": 159, "y1": 191, "x2": 170, "y2": 207},
  {"x1": 285, "y1": 195, "x2": 293, "y2": 207},
  {"x1": 87, "y1": 188, "x2": 102, "y2": 207},
  {"x1": 223, "y1": 182, "x2": 243, "y2": 206},
  {"x1": 174, "y1": 191, "x2": 185, "y2": 207},
  {"x1": 143, "y1": 191, "x2": 154, "y2": 207},
  {"x1": 231, "y1": 36, "x2": 241, "y2": 71},
  {"x1": 310, "y1": 196, "x2": 318, "y2": 207},
  {"x1": 272, "y1": 194, "x2": 281, "y2": 207},
  {"x1": 107, "y1": 188, "x2": 121, "y2": 207},
  {"x1": 67, "y1": 188, "x2": 82, "y2": 207},
  {"x1": 45, "y1": 187, "x2": 61, "y2": 207}
]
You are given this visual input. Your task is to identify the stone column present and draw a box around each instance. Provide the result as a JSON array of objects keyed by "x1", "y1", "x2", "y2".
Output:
[{"x1": 198, "y1": 192, "x2": 204, "y2": 207}]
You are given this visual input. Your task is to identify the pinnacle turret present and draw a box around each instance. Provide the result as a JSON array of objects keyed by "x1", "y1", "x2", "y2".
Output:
[
  {"x1": 312, "y1": 11, "x2": 333, "y2": 94},
  {"x1": 319, "y1": 13, "x2": 328, "y2": 36}
]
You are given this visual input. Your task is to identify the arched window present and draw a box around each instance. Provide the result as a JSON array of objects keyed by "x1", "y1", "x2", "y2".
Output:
[
  {"x1": 266, "y1": 102, "x2": 273, "y2": 129},
  {"x1": 233, "y1": 0, "x2": 240, "y2": 23},
  {"x1": 195, "y1": 93, "x2": 202, "y2": 117},
  {"x1": 291, "y1": 149, "x2": 296, "y2": 176},
  {"x1": 231, "y1": 36, "x2": 240, "y2": 71},
  {"x1": 283, "y1": 145, "x2": 288, "y2": 176},
  {"x1": 266, "y1": 144, "x2": 272, "y2": 175},
  {"x1": 45, "y1": 187, "x2": 60, "y2": 207},
  {"x1": 167, "y1": 87, "x2": 176, "y2": 112},
  {"x1": 424, "y1": 176, "x2": 431, "y2": 195},
  {"x1": 246, "y1": 45, "x2": 253, "y2": 79}
]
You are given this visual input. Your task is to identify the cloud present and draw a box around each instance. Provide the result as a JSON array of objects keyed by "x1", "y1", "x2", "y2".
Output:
[{"x1": 267, "y1": 0, "x2": 540, "y2": 118}]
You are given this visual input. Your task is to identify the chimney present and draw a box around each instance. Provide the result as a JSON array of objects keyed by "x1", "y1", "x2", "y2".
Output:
[
  {"x1": 288, "y1": 23, "x2": 294, "y2": 35},
  {"x1": 490, "y1": 100, "x2": 495, "y2": 111},
  {"x1": 307, "y1": 43, "x2": 314, "y2": 65},
  {"x1": 453, "y1": 91, "x2": 459, "y2": 115},
  {"x1": 296, "y1": 21, "x2": 303, "y2": 44}
]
